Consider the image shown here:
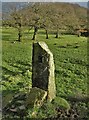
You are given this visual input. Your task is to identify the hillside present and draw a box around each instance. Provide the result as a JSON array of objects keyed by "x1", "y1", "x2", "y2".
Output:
[
  {"x1": 2, "y1": 2, "x2": 88, "y2": 13},
  {"x1": 2, "y1": 2, "x2": 29, "y2": 13},
  {"x1": 20, "y1": 2, "x2": 88, "y2": 30},
  {"x1": 77, "y1": 2, "x2": 88, "y2": 8},
  {"x1": 2, "y1": 2, "x2": 88, "y2": 30}
]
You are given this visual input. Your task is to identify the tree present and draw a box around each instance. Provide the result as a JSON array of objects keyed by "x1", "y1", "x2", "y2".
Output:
[
  {"x1": 3, "y1": 2, "x2": 88, "y2": 41},
  {"x1": 41, "y1": 16, "x2": 52, "y2": 39},
  {"x1": 39, "y1": 3, "x2": 53, "y2": 39},
  {"x1": 50, "y1": 10, "x2": 64, "y2": 38},
  {"x1": 2, "y1": 4, "x2": 24, "y2": 42},
  {"x1": 31, "y1": 14, "x2": 40, "y2": 40},
  {"x1": 23, "y1": 3, "x2": 41, "y2": 40},
  {"x1": 10, "y1": 10, "x2": 23, "y2": 42}
]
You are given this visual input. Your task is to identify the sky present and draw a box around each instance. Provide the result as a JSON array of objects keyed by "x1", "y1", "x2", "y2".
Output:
[
  {"x1": 0, "y1": 0, "x2": 88, "y2": 9},
  {"x1": 1, "y1": 0, "x2": 88, "y2": 2}
]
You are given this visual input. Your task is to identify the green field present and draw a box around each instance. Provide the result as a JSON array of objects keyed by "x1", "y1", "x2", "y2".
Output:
[
  {"x1": 2, "y1": 27, "x2": 88, "y2": 119},
  {"x1": 2, "y1": 27, "x2": 87, "y2": 95}
]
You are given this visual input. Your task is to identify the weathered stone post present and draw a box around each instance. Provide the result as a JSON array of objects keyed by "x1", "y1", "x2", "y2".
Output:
[{"x1": 32, "y1": 42, "x2": 56, "y2": 101}]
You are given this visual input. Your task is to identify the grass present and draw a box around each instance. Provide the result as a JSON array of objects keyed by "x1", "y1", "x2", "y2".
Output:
[
  {"x1": 2, "y1": 27, "x2": 88, "y2": 98},
  {"x1": 1, "y1": 26, "x2": 88, "y2": 119}
]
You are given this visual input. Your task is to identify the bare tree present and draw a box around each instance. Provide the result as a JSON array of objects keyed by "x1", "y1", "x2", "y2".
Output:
[
  {"x1": 10, "y1": 10, "x2": 23, "y2": 42},
  {"x1": 23, "y1": 3, "x2": 41, "y2": 40},
  {"x1": 39, "y1": 3, "x2": 53, "y2": 39},
  {"x1": 2, "y1": 3, "x2": 26, "y2": 42}
]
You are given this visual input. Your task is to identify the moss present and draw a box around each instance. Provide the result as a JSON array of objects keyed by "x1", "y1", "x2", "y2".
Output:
[
  {"x1": 52, "y1": 97, "x2": 70, "y2": 110},
  {"x1": 3, "y1": 93, "x2": 14, "y2": 108},
  {"x1": 25, "y1": 87, "x2": 47, "y2": 108}
]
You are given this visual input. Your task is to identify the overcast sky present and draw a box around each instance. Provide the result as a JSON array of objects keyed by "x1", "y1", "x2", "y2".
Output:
[{"x1": 1, "y1": 0, "x2": 88, "y2": 2}]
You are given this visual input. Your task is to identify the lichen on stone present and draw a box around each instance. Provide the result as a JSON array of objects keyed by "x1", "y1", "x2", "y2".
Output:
[{"x1": 25, "y1": 87, "x2": 47, "y2": 108}]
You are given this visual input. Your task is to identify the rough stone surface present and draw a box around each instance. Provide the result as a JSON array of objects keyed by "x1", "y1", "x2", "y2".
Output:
[
  {"x1": 32, "y1": 42, "x2": 56, "y2": 101},
  {"x1": 25, "y1": 87, "x2": 47, "y2": 108}
]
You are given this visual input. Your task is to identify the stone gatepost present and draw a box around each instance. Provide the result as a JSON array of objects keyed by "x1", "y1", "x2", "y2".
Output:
[{"x1": 32, "y1": 42, "x2": 56, "y2": 101}]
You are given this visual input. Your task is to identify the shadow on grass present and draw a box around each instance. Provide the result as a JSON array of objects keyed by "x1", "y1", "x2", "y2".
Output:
[
  {"x1": 2, "y1": 75, "x2": 9, "y2": 81},
  {"x1": 9, "y1": 61, "x2": 32, "y2": 72},
  {"x1": 2, "y1": 66, "x2": 20, "y2": 76},
  {"x1": 61, "y1": 95, "x2": 89, "y2": 103},
  {"x1": 2, "y1": 60, "x2": 32, "y2": 80},
  {"x1": 16, "y1": 60, "x2": 32, "y2": 67},
  {"x1": 2, "y1": 35, "x2": 17, "y2": 41},
  {"x1": 2, "y1": 90, "x2": 17, "y2": 109}
]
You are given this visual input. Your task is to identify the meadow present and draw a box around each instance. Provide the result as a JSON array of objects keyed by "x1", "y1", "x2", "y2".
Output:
[{"x1": 2, "y1": 27, "x2": 88, "y2": 118}]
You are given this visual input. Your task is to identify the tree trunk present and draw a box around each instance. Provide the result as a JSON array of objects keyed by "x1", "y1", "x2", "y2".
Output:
[
  {"x1": 78, "y1": 32, "x2": 81, "y2": 37},
  {"x1": 32, "y1": 26, "x2": 38, "y2": 40},
  {"x1": 55, "y1": 29, "x2": 58, "y2": 38},
  {"x1": 18, "y1": 29, "x2": 22, "y2": 42},
  {"x1": 18, "y1": 23, "x2": 22, "y2": 42},
  {"x1": 45, "y1": 29, "x2": 48, "y2": 39}
]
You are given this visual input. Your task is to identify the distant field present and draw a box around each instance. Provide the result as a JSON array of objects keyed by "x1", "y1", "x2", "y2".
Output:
[{"x1": 2, "y1": 27, "x2": 88, "y2": 99}]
